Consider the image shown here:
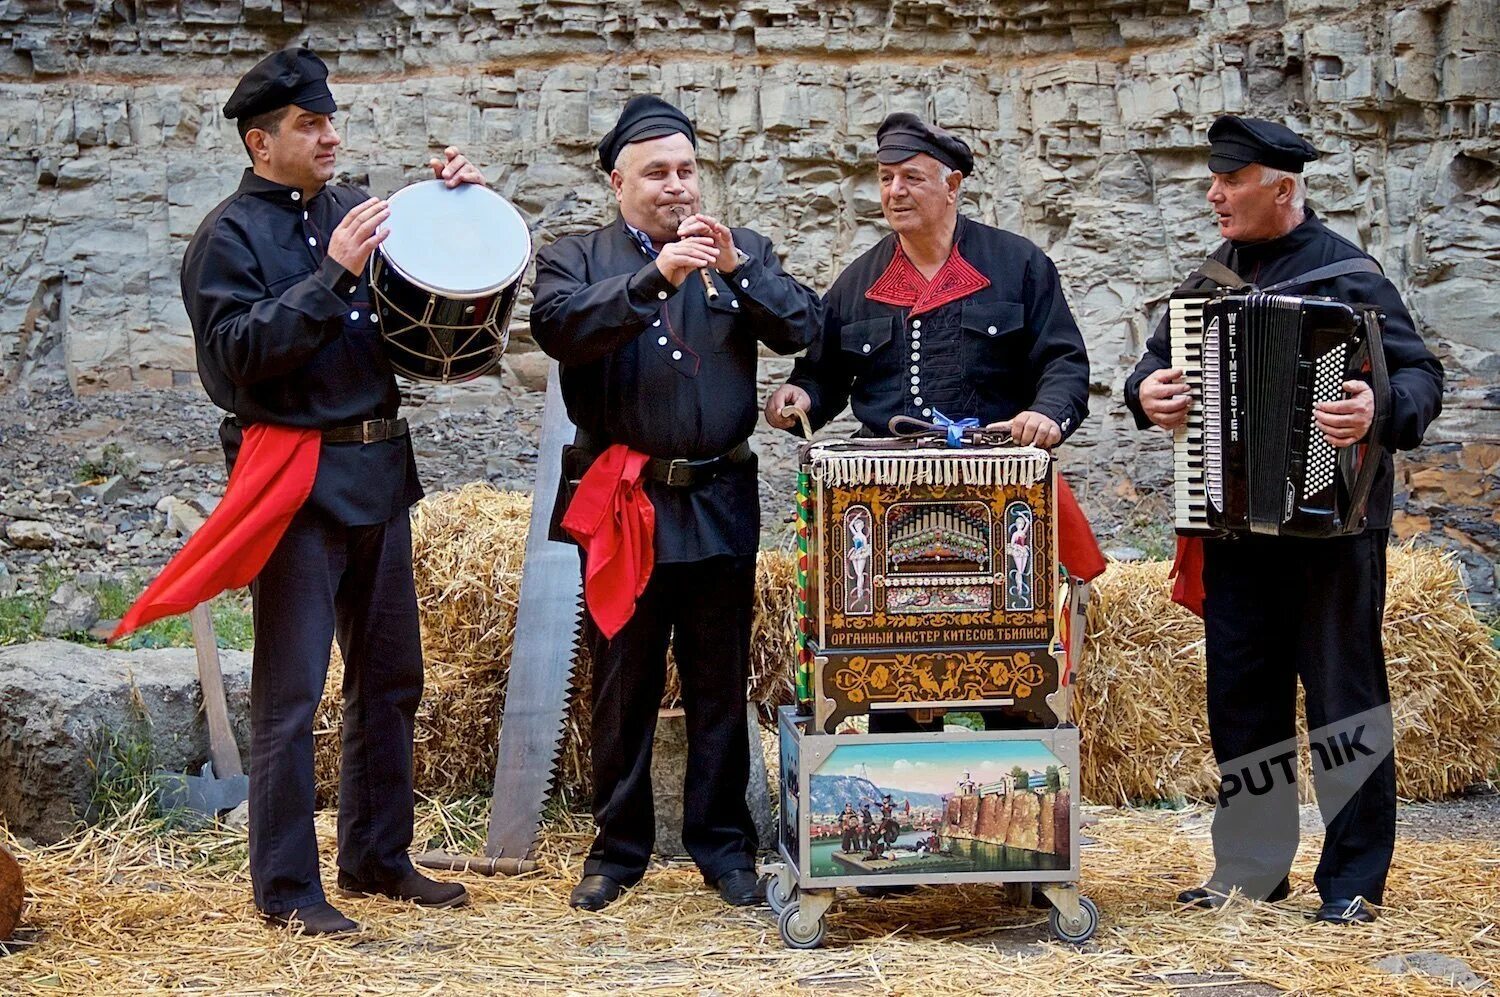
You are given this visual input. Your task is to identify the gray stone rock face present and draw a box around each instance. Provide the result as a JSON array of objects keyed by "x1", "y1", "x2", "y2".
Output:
[
  {"x1": 39, "y1": 580, "x2": 100, "y2": 637},
  {"x1": 651, "y1": 705, "x2": 776, "y2": 860},
  {"x1": 5, "y1": 521, "x2": 61, "y2": 550},
  {"x1": 0, "y1": 0, "x2": 1492, "y2": 588},
  {"x1": 0, "y1": 640, "x2": 252, "y2": 844}
]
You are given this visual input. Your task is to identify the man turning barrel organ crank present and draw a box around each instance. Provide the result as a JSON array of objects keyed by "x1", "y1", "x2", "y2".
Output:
[
  {"x1": 179, "y1": 48, "x2": 485, "y2": 934},
  {"x1": 1125, "y1": 116, "x2": 1443, "y2": 925}
]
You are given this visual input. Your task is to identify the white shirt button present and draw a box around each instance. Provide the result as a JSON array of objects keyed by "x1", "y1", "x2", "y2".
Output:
[
  {"x1": 911, "y1": 386, "x2": 920, "y2": 395},
  {"x1": 308, "y1": 237, "x2": 317, "y2": 247},
  {"x1": 303, "y1": 211, "x2": 309, "y2": 220},
  {"x1": 348, "y1": 286, "x2": 357, "y2": 294},
  {"x1": 861, "y1": 343, "x2": 871, "y2": 354},
  {"x1": 911, "y1": 351, "x2": 920, "y2": 361},
  {"x1": 911, "y1": 330, "x2": 921, "y2": 340},
  {"x1": 987, "y1": 325, "x2": 997, "y2": 334},
  {"x1": 671, "y1": 350, "x2": 683, "y2": 361},
  {"x1": 910, "y1": 365, "x2": 919, "y2": 374},
  {"x1": 652, "y1": 319, "x2": 661, "y2": 327},
  {"x1": 370, "y1": 314, "x2": 378, "y2": 324},
  {"x1": 658, "y1": 336, "x2": 668, "y2": 346},
  {"x1": 290, "y1": 191, "x2": 300, "y2": 201},
  {"x1": 922, "y1": 407, "x2": 931, "y2": 416},
  {"x1": 657, "y1": 290, "x2": 668, "y2": 300},
  {"x1": 350, "y1": 310, "x2": 360, "y2": 321},
  {"x1": 730, "y1": 299, "x2": 739, "y2": 308},
  {"x1": 916, "y1": 397, "x2": 924, "y2": 406},
  {"x1": 910, "y1": 375, "x2": 920, "y2": 385},
  {"x1": 740, "y1": 278, "x2": 750, "y2": 289},
  {"x1": 911, "y1": 319, "x2": 921, "y2": 329}
]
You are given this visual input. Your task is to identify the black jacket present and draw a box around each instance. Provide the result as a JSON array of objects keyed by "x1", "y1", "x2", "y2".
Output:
[
  {"x1": 530, "y1": 217, "x2": 821, "y2": 562},
  {"x1": 786, "y1": 215, "x2": 1090, "y2": 440},
  {"x1": 180, "y1": 169, "x2": 421, "y2": 526},
  {"x1": 1124, "y1": 209, "x2": 1444, "y2": 529}
]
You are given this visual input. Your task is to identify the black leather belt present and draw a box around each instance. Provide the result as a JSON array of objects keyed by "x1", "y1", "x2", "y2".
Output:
[
  {"x1": 322, "y1": 417, "x2": 408, "y2": 444},
  {"x1": 643, "y1": 441, "x2": 754, "y2": 488},
  {"x1": 228, "y1": 415, "x2": 408, "y2": 445}
]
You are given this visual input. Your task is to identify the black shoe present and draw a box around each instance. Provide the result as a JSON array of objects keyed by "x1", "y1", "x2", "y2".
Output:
[
  {"x1": 569, "y1": 874, "x2": 628, "y2": 911},
  {"x1": 1178, "y1": 876, "x2": 1290, "y2": 909},
  {"x1": 336, "y1": 870, "x2": 469, "y2": 909},
  {"x1": 264, "y1": 900, "x2": 359, "y2": 936},
  {"x1": 1314, "y1": 897, "x2": 1377, "y2": 924},
  {"x1": 856, "y1": 884, "x2": 917, "y2": 898},
  {"x1": 712, "y1": 868, "x2": 765, "y2": 907}
]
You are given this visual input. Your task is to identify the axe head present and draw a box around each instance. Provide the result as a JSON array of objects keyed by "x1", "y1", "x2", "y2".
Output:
[{"x1": 154, "y1": 761, "x2": 249, "y2": 820}]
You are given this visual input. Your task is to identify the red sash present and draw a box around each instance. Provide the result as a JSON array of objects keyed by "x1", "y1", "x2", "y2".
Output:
[
  {"x1": 112, "y1": 424, "x2": 320, "y2": 641},
  {"x1": 560, "y1": 444, "x2": 657, "y2": 640}
]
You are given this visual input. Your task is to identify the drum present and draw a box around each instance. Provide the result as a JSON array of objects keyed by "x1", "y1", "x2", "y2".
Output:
[
  {"x1": 371, "y1": 179, "x2": 532, "y2": 383},
  {"x1": 0, "y1": 843, "x2": 21, "y2": 941}
]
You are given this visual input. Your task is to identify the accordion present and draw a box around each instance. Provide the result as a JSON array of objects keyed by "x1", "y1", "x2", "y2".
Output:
[{"x1": 1169, "y1": 290, "x2": 1389, "y2": 539}]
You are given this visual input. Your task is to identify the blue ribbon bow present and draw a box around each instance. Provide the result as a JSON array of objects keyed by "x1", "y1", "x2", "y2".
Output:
[{"x1": 931, "y1": 410, "x2": 980, "y2": 448}]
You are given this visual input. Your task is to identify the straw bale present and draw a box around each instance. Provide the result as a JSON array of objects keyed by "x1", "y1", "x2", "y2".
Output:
[
  {"x1": 1074, "y1": 544, "x2": 1500, "y2": 804},
  {"x1": 313, "y1": 488, "x2": 1499, "y2": 808}
]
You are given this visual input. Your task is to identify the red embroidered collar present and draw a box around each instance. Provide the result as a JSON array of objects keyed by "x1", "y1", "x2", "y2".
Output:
[{"x1": 865, "y1": 239, "x2": 991, "y2": 316}]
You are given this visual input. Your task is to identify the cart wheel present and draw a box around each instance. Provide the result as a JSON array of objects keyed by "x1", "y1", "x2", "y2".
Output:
[
  {"x1": 1048, "y1": 896, "x2": 1098, "y2": 945},
  {"x1": 778, "y1": 901, "x2": 828, "y2": 950},
  {"x1": 765, "y1": 875, "x2": 796, "y2": 916}
]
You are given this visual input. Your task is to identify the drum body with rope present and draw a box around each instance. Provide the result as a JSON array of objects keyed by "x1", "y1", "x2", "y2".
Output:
[{"x1": 371, "y1": 179, "x2": 532, "y2": 383}]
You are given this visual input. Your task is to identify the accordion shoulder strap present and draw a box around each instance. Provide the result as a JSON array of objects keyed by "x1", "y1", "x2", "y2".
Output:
[
  {"x1": 1345, "y1": 315, "x2": 1392, "y2": 532},
  {"x1": 1189, "y1": 257, "x2": 1248, "y2": 289},
  {"x1": 1260, "y1": 257, "x2": 1383, "y2": 293}
]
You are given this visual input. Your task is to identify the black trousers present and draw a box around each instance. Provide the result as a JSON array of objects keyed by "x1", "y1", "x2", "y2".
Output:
[
  {"x1": 583, "y1": 554, "x2": 758, "y2": 885},
  {"x1": 247, "y1": 506, "x2": 424, "y2": 914},
  {"x1": 1202, "y1": 528, "x2": 1396, "y2": 904}
]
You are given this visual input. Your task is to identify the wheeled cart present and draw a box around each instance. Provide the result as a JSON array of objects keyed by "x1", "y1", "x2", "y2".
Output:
[{"x1": 760, "y1": 708, "x2": 1097, "y2": 949}]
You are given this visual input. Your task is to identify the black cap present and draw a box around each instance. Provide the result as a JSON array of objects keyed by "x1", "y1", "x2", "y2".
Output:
[
  {"x1": 598, "y1": 95, "x2": 696, "y2": 172},
  {"x1": 223, "y1": 47, "x2": 336, "y2": 121},
  {"x1": 1207, "y1": 115, "x2": 1319, "y2": 174},
  {"x1": 875, "y1": 112, "x2": 974, "y2": 176}
]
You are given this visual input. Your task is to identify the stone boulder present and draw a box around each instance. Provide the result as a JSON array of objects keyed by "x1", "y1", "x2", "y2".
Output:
[
  {"x1": 0, "y1": 640, "x2": 252, "y2": 844},
  {"x1": 651, "y1": 705, "x2": 776, "y2": 859}
]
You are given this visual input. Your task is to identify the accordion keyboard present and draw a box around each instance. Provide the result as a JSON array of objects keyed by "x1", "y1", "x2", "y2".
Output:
[{"x1": 1169, "y1": 294, "x2": 1214, "y2": 532}]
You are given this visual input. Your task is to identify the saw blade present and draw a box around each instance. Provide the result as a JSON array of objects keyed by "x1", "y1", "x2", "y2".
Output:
[{"x1": 483, "y1": 361, "x2": 584, "y2": 862}]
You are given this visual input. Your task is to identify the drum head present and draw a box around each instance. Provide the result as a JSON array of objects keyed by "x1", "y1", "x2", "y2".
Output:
[{"x1": 379, "y1": 180, "x2": 531, "y2": 298}]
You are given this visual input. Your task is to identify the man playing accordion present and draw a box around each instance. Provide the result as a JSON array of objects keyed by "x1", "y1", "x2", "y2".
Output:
[{"x1": 1124, "y1": 116, "x2": 1444, "y2": 925}]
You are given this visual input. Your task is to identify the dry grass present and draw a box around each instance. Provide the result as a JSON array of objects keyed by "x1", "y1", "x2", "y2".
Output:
[
  {"x1": 3, "y1": 802, "x2": 1497, "y2": 995},
  {"x1": 311, "y1": 488, "x2": 1500, "y2": 809}
]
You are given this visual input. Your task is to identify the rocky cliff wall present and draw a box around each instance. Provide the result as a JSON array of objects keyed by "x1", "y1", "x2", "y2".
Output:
[{"x1": 0, "y1": 0, "x2": 1494, "y2": 595}]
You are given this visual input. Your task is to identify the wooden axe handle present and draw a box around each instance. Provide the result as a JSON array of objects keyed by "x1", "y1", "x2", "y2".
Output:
[{"x1": 190, "y1": 603, "x2": 243, "y2": 779}]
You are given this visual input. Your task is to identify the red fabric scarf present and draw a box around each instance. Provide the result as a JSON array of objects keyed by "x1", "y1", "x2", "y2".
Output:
[
  {"x1": 1056, "y1": 476, "x2": 1106, "y2": 584},
  {"x1": 112, "y1": 424, "x2": 321, "y2": 641},
  {"x1": 865, "y1": 242, "x2": 992, "y2": 316},
  {"x1": 1170, "y1": 535, "x2": 1207, "y2": 617},
  {"x1": 561, "y1": 444, "x2": 657, "y2": 640}
]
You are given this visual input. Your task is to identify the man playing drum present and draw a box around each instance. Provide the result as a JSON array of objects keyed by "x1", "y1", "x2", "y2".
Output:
[
  {"x1": 179, "y1": 47, "x2": 485, "y2": 934},
  {"x1": 531, "y1": 95, "x2": 822, "y2": 912}
]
